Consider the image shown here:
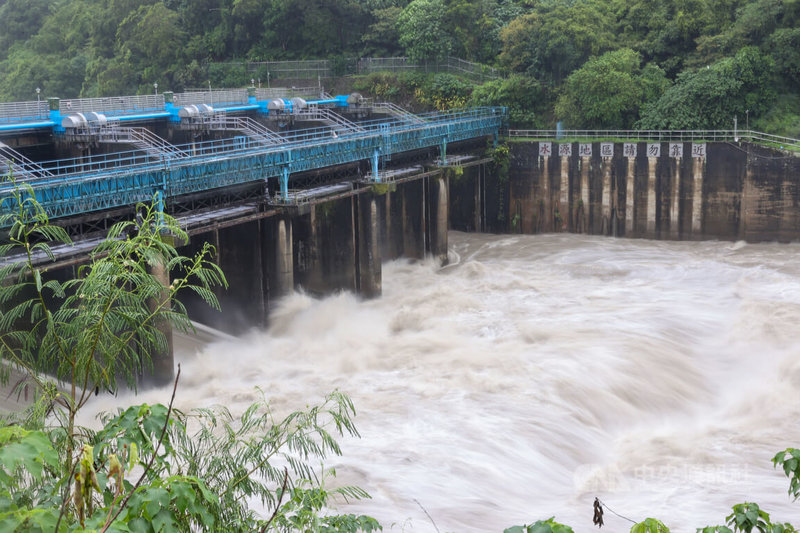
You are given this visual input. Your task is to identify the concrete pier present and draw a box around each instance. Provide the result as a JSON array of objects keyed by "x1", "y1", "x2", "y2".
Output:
[
  {"x1": 625, "y1": 158, "x2": 635, "y2": 236},
  {"x1": 559, "y1": 156, "x2": 569, "y2": 232},
  {"x1": 691, "y1": 157, "x2": 704, "y2": 237},
  {"x1": 497, "y1": 141, "x2": 800, "y2": 243},
  {"x1": 356, "y1": 194, "x2": 381, "y2": 297},
  {"x1": 274, "y1": 217, "x2": 294, "y2": 297},
  {"x1": 646, "y1": 156, "x2": 657, "y2": 238},
  {"x1": 429, "y1": 176, "x2": 449, "y2": 263},
  {"x1": 145, "y1": 256, "x2": 174, "y2": 386}
]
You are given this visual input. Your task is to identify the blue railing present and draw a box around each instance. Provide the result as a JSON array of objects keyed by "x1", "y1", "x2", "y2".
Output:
[{"x1": 1, "y1": 107, "x2": 505, "y2": 221}]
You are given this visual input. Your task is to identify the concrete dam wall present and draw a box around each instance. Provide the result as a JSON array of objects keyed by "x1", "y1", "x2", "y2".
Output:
[
  {"x1": 20, "y1": 140, "x2": 798, "y2": 383},
  {"x1": 450, "y1": 141, "x2": 799, "y2": 242},
  {"x1": 178, "y1": 173, "x2": 450, "y2": 335},
  {"x1": 182, "y1": 140, "x2": 799, "y2": 335}
]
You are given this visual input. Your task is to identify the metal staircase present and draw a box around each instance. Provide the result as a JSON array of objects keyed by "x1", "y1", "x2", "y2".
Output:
[
  {"x1": 0, "y1": 141, "x2": 55, "y2": 182},
  {"x1": 97, "y1": 127, "x2": 189, "y2": 160},
  {"x1": 372, "y1": 102, "x2": 426, "y2": 124},
  {"x1": 207, "y1": 115, "x2": 285, "y2": 146},
  {"x1": 297, "y1": 107, "x2": 365, "y2": 135}
]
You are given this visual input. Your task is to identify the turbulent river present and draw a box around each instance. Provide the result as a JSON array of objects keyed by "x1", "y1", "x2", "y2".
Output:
[{"x1": 90, "y1": 232, "x2": 800, "y2": 531}]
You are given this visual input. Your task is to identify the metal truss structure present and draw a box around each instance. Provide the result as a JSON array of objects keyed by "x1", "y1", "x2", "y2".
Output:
[{"x1": 0, "y1": 107, "x2": 505, "y2": 223}]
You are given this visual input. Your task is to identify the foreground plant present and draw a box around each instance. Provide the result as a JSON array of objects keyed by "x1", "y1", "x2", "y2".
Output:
[
  {"x1": 0, "y1": 175, "x2": 380, "y2": 531},
  {"x1": 0, "y1": 376, "x2": 378, "y2": 531}
]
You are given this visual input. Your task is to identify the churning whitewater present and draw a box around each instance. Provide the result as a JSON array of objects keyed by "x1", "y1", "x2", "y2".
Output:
[{"x1": 92, "y1": 232, "x2": 800, "y2": 531}]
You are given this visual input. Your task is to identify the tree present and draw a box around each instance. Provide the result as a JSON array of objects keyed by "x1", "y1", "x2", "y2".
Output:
[
  {"x1": 115, "y1": 2, "x2": 187, "y2": 89},
  {"x1": 397, "y1": 0, "x2": 453, "y2": 61},
  {"x1": 469, "y1": 75, "x2": 550, "y2": 128},
  {"x1": 554, "y1": 49, "x2": 669, "y2": 129},
  {"x1": 637, "y1": 46, "x2": 775, "y2": 129},
  {"x1": 0, "y1": 0, "x2": 51, "y2": 60},
  {"x1": 612, "y1": 0, "x2": 726, "y2": 75},
  {"x1": 362, "y1": 6, "x2": 405, "y2": 56},
  {"x1": 0, "y1": 176, "x2": 225, "y2": 461},
  {"x1": 767, "y1": 28, "x2": 800, "y2": 86},
  {"x1": 498, "y1": 0, "x2": 616, "y2": 84}
]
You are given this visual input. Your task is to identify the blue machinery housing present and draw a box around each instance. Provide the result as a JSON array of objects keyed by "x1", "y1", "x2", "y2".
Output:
[{"x1": 0, "y1": 91, "x2": 505, "y2": 221}]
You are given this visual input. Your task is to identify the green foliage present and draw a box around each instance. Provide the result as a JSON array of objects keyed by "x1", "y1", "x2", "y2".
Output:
[
  {"x1": 397, "y1": 0, "x2": 453, "y2": 61},
  {"x1": 498, "y1": 0, "x2": 617, "y2": 84},
  {"x1": 414, "y1": 73, "x2": 473, "y2": 110},
  {"x1": 631, "y1": 518, "x2": 671, "y2": 533},
  {"x1": 504, "y1": 517, "x2": 574, "y2": 533},
  {"x1": 772, "y1": 448, "x2": 800, "y2": 500},
  {"x1": 0, "y1": 173, "x2": 377, "y2": 531},
  {"x1": 767, "y1": 28, "x2": 800, "y2": 85},
  {"x1": 469, "y1": 75, "x2": 550, "y2": 128},
  {"x1": 637, "y1": 46, "x2": 776, "y2": 129},
  {"x1": 371, "y1": 182, "x2": 396, "y2": 195},
  {"x1": 0, "y1": 394, "x2": 375, "y2": 532},
  {"x1": 0, "y1": 177, "x2": 226, "y2": 426},
  {"x1": 352, "y1": 73, "x2": 406, "y2": 100},
  {"x1": 555, "y1": 49, "x2": 669, "y2": 129},
  {"x1": 0, "y1": 0, "x2": 798, "y2": 133},
  {"x1": 488, "y1": 141, "x2": 510, "y2": 185},
  {"x1": 362, "y1": 6, "x2": 404, "y2": 57},
  {"x1": 751, "y1": 94, "x2": 800, "y2": 138},
  {"x1": 725, "y1": 503, "x2": 772, "y2": 533},
  {"x1": 272, "y1": 478, "x2": 381, "y2": 533}
]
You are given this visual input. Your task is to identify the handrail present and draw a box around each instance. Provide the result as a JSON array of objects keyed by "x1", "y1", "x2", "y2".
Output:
[
  {"x1": 0, "y1": 107, "x2": 504, "y2": 222},
  {"x1": 174, "y1": 89, "x2": 249, "y2": 107},
  {"x1": 208, "y1": 115, "x2": 285, "y2": 145},
  {"x1": 298, "y1": 107, "x2": 365, "y2": 133},
  {"x1": 371, "y1": 102, "x2": 425, "y2": 124},
  {"x1": 255, "y1": 87, "x2": 325, "y2": 100},
  {"x1": 60, "y1": 94, "x2": 165, "y2": 115},
  {"x1": 0, "y1": 141, "x2": 55, "y2": 180},
  {"x1": 507, "y1": 129, "x2": 800, "y2": 150},
  {"x1": 0, "y1": 100, "x2": 49, "y2": 123},
  {"x1": 97, "y1": 126, "x2": 189, "y2": 159},
  {"x1": 16, "y1": 107, "x2": 503, "y2": 182}
]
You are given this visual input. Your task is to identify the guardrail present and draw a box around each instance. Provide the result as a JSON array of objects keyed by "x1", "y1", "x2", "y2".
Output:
[
  {"x1": 213, "y1": 56, "x2": 503, "y2": 84},
  {"x1": 175, "y1": 89, "x2": 249, "y2": 107},
  {"x1": 357, "y1": 57, "x2": 503, "y2": 83},
  {"x1": 0, "y1": 101, "x2": 49, "y2": 123},
  {"x1": 507, "y1": 129, "x2": 800, "y2": 150},
  {"x1": 60, "y1": 95, "x2": 165, "y2": 115},
  {"x1": 243, "y1": 59, "x2": 332, "y2": 79}
]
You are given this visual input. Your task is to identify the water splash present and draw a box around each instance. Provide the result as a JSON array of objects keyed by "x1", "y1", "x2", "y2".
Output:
[{"x1": 86, "y1": 233, "x2": 800, "y2": 532}]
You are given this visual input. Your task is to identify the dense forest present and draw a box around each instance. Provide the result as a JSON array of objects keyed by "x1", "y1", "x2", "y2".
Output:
[{"x1": 1, "y1": 0, "x2": 799, "y2": 134}]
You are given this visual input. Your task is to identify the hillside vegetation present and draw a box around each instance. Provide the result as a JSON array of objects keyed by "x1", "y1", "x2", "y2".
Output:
[{"x1": 0, "y1": 0, "x2": 798, "y2": 134}]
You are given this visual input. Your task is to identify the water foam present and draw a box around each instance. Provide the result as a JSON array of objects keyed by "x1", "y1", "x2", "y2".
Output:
[{"x1": 85, "y1": 233, "x2": 800, "y2": 531}]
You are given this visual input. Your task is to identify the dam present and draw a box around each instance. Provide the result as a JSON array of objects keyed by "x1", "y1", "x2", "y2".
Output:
[{"x1": 3, "y1": 98, "x2": 800, "y2": 531}]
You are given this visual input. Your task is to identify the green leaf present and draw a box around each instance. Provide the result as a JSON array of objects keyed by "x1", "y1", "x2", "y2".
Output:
[
  {"x1": 631, "y1": 518, "x2": 670, "y2": 533},
  {"x1": 151, "y1": 508, "x2": 176, "y2": 533},
  {"x1": 144, "y1": 487, "x2": 169, "y2": 518},
  {"x1": 127, "y1": 516, "x2": 152, "y2": 533},
  {"x1": 169, "y1": 480, "x2": 193, "y2": 513},
  {"x1": 0, "y1": 428, "x2": 58, "y2": 483}
]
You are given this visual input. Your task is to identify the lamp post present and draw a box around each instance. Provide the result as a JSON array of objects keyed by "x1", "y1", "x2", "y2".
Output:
[
  {"x1": 746, "y1": 109, "x2": 749, "y2": 131},
  {"x1": 36, "y1": 87, "x2": 41, "y2": 116},
  {"x1": 154, "y1": 82, "x2": 158, "y2": 95}
]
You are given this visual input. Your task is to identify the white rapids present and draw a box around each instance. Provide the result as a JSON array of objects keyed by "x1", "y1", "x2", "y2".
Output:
[{"x1": 87, "y1": 232, "x2": 800, "y2": 532}]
